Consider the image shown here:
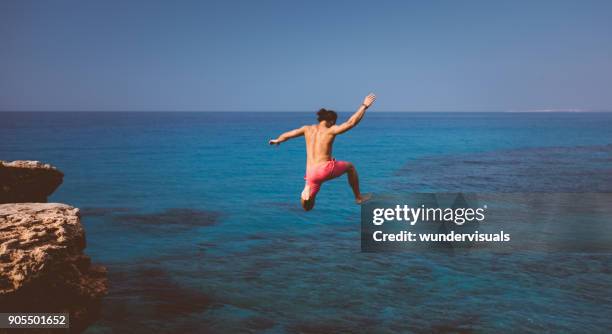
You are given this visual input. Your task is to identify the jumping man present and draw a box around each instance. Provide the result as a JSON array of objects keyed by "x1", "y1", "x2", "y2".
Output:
[{"x1": 269, "y1": 93, "x2": 376, "y2": 211}]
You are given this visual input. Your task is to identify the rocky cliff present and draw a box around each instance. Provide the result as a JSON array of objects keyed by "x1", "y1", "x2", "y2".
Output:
[
  {"x1": 0, "y1": 160, "x2": 64, "y2": 204},
  {"x1": 0, "y1": 161, "x2": 107, "y2": 333},
  {"x1": 0, "y1": 203, "x2": 107, "y2": 332}
]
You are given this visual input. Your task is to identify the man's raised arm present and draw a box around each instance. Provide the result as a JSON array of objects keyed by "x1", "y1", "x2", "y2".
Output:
[
  {"x1": 332, "y1": 93, "x2": 376, "y2": 135},
  {"x1": 269, "y1": 126, "x2": 306, "y2": 145}
]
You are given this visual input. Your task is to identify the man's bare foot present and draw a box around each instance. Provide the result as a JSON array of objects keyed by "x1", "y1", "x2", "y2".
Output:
[{"x1": 356, "y1": 193, "x2": 372, "y2": 204}]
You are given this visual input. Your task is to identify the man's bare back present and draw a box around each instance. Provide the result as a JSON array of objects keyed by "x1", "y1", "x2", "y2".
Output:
[
  {"x1": 269, "y1": 93, "x2": 376, "y2": 211},
  {"x1": 303, "y1": 124, "x2": 336, "y2": 167}
]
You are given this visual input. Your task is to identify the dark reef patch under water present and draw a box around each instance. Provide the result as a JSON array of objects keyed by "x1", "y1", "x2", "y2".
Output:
[
  {"x1": 395, "y1": 144, "x2": 612, "y2": 192},
  {"x1": 113, "y1": 208, "x2": 221, "y2": 231},
  {"x1": 93, "y1": 265, "x2": 216, "y2": 333},
  {"x1": 80, "y1": 207, "x2": 134, "y2": 217}
]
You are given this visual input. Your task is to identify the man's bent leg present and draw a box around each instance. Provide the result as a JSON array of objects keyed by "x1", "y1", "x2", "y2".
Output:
[
  {"x1": 301, "y1": 182, "x2": 320, "y2": 211},
  {"x1": 345, "y1": 163, "x2": 361, "y2": 199},
  {"x1": 344, "y1": 163, "x2": 370, "y2": 204},
  {"x1": 328, "y1": 160, "x2": 369, "y2": 204}
]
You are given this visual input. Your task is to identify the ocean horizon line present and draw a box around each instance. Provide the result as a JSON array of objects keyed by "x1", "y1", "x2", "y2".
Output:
[{"x1": 2, "y1": 110, "x2": 612, "y2": 113}]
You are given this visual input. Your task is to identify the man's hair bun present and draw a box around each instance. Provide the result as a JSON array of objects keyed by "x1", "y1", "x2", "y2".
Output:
[{"x1": 317, "y1": 108, "x2": 338, "y2": 123}]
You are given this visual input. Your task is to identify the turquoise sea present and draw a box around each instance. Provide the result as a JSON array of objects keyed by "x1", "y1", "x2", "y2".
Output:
[{"x1": 2, "y1": 112, "x2": 611, "y2": 333}]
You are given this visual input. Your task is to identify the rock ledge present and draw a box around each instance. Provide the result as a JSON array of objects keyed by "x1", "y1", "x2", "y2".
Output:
[
  {"x1": 0, "y1": 203, "x2": 107, "y2": 332},
  {"x1": 0, "y1": 160, "x2": 64, "y2": 203}
]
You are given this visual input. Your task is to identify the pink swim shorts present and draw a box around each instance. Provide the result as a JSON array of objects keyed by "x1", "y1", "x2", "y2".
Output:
[{"x1": 303, "y1": 159, "x2": 351, "y2": 199}]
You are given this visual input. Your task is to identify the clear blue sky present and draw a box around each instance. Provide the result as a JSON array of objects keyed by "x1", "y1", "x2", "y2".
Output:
[{"x1": 1, "y1": 0, "x2": 611, "y2": 111}]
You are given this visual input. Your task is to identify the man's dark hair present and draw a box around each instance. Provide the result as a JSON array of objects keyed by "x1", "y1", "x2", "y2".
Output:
[{"x1": 317, "y1": 108, "x2": 337, "y2": 124}]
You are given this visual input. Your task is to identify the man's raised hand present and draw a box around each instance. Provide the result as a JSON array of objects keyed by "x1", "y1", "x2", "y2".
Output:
[{"x1": 363, "y1": 93, "x2": 376, "y2": 108}]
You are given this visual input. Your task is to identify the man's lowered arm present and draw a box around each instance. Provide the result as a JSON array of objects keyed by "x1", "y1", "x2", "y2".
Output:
[{"x1": 269, "y1": 126, "x2": 306, "y2": 145}]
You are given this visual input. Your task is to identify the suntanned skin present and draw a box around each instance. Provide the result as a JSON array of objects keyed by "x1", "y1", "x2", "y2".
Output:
[{"x1": 269, "y1": 93, "x2": 377, "y2": 211}]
